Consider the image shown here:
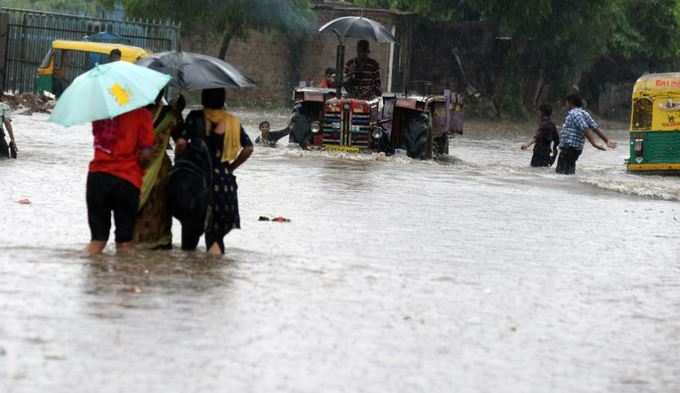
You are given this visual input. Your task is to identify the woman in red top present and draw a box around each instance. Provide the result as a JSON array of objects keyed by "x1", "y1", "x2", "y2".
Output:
[{"x1": 86, "y1": 107, "x2": 155, "y2": 255}]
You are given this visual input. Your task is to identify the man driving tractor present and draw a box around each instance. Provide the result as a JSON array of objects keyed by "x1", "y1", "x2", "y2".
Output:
[{"x1": 344, "y1": 40, "x2": 381, "y2": 100}]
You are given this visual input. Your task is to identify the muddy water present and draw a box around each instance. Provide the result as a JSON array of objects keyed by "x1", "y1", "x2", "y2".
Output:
[{"x1": 1, "y1": 112, "x2": 679, "y2": 392}]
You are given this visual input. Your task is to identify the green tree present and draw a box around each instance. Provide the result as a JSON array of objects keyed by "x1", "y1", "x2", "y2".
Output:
[
  {"x1": 3, "y1": 0, "x2": 100, "y2": 14},
  {"x1": 353, "y1": 0, "x2": 678, "y2": 116},
  {"x1": 107, "y1": 0, "x2": 314, "y2": 59}
]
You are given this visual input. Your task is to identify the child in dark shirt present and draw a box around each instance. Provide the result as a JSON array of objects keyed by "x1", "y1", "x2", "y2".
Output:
[{"x1": 522, "y1": 104, "x2": 560, "y2": 167}]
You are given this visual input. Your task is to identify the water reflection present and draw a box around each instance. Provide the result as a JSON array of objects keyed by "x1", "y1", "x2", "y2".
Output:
[{"x1": 2, "y1": 113, "x2": 680, "y2": 393}]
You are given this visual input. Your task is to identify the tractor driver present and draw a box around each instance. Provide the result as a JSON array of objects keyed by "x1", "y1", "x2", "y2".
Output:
[{"x1": 344, "y1": 40, "x2": 382, "y2": 100}]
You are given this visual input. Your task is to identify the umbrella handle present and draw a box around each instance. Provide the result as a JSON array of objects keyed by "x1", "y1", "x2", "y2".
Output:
[{"x1": 330, "y1": 28, "x2": 346, "y2": 98}]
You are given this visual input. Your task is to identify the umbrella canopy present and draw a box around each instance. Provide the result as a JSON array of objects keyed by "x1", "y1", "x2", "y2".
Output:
[
  {"x1": 49, "y1": 61, "x2": 171, "y2": 127},
  {"x1": 319, "y1": 16, "x2": 397, "y2": 43},
  {"x1": 136, "y1": 51, "x2": 255, "y2": 91},
  {"x1": 82, "y1": 31, "x2": 131, "y2": 45}
]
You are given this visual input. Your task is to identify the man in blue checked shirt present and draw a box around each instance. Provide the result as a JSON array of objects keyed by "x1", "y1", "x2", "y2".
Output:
[{"x1": 556, "y1": 94, "x2": 617, "y2": 175}]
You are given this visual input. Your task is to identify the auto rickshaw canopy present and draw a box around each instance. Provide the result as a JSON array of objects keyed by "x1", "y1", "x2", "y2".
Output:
[
  {"x1": 633, "y1": 73, "x2": 680, "y2": 97},
  {"x1": 48, "y1": 40, "x2": 148, "y2": 61}
]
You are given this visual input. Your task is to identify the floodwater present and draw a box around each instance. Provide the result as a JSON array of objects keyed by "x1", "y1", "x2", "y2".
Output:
[{"x1": 1, "y1": 111, "x2": 680, "y2": 393}]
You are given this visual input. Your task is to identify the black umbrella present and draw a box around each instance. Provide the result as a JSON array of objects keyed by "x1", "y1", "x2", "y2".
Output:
[
  {"x1": 319, "y1": 16, "x2": 396, "y2": 97},
  {"x1": 319, "y1": 16, "x2": 397, "y2": 43},
  {"x1": 136, "y1": 51, "x2": 255, "y2": 91}
]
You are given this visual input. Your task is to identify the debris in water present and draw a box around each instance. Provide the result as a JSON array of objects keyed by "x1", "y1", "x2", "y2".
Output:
[
  {"x1": 258, "y1": 216, "x2": 291, "y2": 223},
  {"x1": 3, "y1": 92, "x2": 55, "y2": 114}
]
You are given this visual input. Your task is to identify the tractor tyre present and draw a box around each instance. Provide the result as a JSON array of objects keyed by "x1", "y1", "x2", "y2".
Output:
[
  {"x1": 433, "y1": 134, "x2": 449, "y2": 156},
  {"x1": 405, "y1": 113, "x2": 430, "y2": 159}
]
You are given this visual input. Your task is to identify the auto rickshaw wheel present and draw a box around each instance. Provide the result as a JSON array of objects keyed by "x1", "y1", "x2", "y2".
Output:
[{"x1": 405, "y1": 113, "x2": 430, "y2": 159}]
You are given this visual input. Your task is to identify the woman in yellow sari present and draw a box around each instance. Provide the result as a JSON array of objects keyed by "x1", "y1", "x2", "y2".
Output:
[{"x1": 133, "y1": 96, "x2": 185, "y2": 249}]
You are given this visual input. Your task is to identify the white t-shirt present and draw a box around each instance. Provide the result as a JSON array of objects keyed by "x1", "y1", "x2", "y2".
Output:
[{"x1": 0, "y1": 102, "x2": 10, "y2": 123}]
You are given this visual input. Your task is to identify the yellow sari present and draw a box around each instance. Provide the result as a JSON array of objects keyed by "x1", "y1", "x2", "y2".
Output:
[{"x1": 134, "y1": 106, "x2": 179, "y2": 249}]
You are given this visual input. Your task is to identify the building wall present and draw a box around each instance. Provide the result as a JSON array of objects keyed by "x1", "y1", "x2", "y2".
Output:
[
  {"x1": 182, "y1": 4, "x2": 413, "y2": 108},
  {"x1": 408, "y1": 20, "x2": 498, "y2": 96}
]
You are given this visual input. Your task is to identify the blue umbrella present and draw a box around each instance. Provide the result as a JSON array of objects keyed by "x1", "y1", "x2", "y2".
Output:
[{"x1": 49, "y1": 61, "x2": 171, "y2": 127}]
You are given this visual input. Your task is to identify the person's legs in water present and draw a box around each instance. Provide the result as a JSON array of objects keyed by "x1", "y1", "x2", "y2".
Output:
[
  {"x1": 112, "y1": 175, "x2": 140, "y2": 253},
  {"x1": 556, "y1": 147, "x2": 581, "y2": 175},
  {"x1": 530, "y1": 146, "x2": 551, "y2": 167},
  {"x1": 556, "y1": 149, "x2": 570, "y2": 174},
  {"x1": 86, "y1": 173, "x2": 113, "y2": 255},
  {"x1": 205, "y1": 231, "x2": 225, "y2": 256},
  {"x1": 566, "y1": 148, "x2": 582, "y2": 174}
]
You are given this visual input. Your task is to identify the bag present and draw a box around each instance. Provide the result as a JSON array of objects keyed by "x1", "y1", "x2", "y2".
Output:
[{"x1": 168, "y1": 138, "x2": 212, "y2": 224}]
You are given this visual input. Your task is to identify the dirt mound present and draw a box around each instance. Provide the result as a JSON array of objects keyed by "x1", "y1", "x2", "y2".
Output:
[{"x1": 2, "y1": 92, "x2": 55, "y2": 114}]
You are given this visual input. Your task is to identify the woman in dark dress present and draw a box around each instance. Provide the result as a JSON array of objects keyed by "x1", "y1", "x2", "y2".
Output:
[
  {"x1": 522, "y1": 104, "x2": 560, "y2": 167},
  {"x1": 176, "y1": 88, "x2": 253, "y2": 256}
]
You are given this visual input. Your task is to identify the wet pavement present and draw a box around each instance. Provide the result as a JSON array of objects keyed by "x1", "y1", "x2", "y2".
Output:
[{"x1": 1, "y1": 112, "x2": 680, "y2": 392}]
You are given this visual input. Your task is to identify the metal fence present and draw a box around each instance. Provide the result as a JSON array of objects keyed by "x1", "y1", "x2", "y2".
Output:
[{"x1": 0, "y1": 8, "x2": 180, "y2": 93}]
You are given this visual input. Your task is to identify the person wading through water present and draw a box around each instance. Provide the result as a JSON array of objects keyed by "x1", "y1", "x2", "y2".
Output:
[
  {"x1": 344, "y1": 40, "x2": 382, "y2": 100},
  {"x1": 0, "y1": 92, "x2": 17, "y2": 159},
  {"x1": 86, "y1": 107, "x2": 155, "y2": 254},
  {"x1": 180, "y1": 88, "x2": 253, "y2": 256},
  {"x1": 522, "y1": 104, "x2": 560, "y2": 167},
  {"x1": 255, "y1": 120, "x2": 290, "y2": 147},
  {"x1": 556, "y1": 94, "x2": 616, "y2": 175},
  {"x1": 133, "y1": 93, "x2": 186, "y2": 249}
]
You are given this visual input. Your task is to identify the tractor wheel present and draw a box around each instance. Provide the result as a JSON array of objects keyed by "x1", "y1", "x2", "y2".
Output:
[
  {"x1": 433, "y1": 134, "x2": 449, "y2": 156},
  {"x1": 405, "y1": 113, "x2": 430, "y2": 159},
  {"x1": 289, "y1": 109, "x2": 312, "y2": 148}
]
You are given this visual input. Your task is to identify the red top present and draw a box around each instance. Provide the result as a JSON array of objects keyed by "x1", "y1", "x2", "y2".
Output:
[
  {"x1": 319, "y1": 79, "x2": 334, "y2": 88},
  {"x1": 89, "y1": 108, "x2": 155, "y2": 189}
]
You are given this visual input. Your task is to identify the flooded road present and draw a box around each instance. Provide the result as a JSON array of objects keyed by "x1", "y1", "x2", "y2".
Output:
[{"x1": 1, "y1": 112, "x2": 680, "y2": 392}]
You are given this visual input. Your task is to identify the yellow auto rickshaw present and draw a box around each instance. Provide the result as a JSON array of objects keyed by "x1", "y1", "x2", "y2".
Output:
[
  {"x1": 628, "y1": 72, "x2": 680, "y2": 173},
  {"x1": 35, "y1": 40, "x2": 149, "y2": 96}
]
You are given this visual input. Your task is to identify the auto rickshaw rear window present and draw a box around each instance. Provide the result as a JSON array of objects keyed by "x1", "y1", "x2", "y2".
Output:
[{"x1": 632, "y1": 97, "x2": 653, "y2": 130}]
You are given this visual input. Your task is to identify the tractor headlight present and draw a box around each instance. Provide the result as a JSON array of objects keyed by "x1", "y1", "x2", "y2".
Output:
[
  {"x1": 372, "y1": 128, "x2": 384, "y2": 140},
  {"x1": 311, "y1": 121, "x2": 321, "y2": 134}
]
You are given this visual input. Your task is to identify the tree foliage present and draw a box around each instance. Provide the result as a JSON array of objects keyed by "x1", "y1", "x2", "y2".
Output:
[
  {"x1": 105, "y1": 0, "x2": 314, "y2": 59},
  {"x1": 3, "y1": 0, "x2": 101, "y2": 14},
  {"x1": 353, "y1": 0, "x2": 680, "y2": 116}
]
